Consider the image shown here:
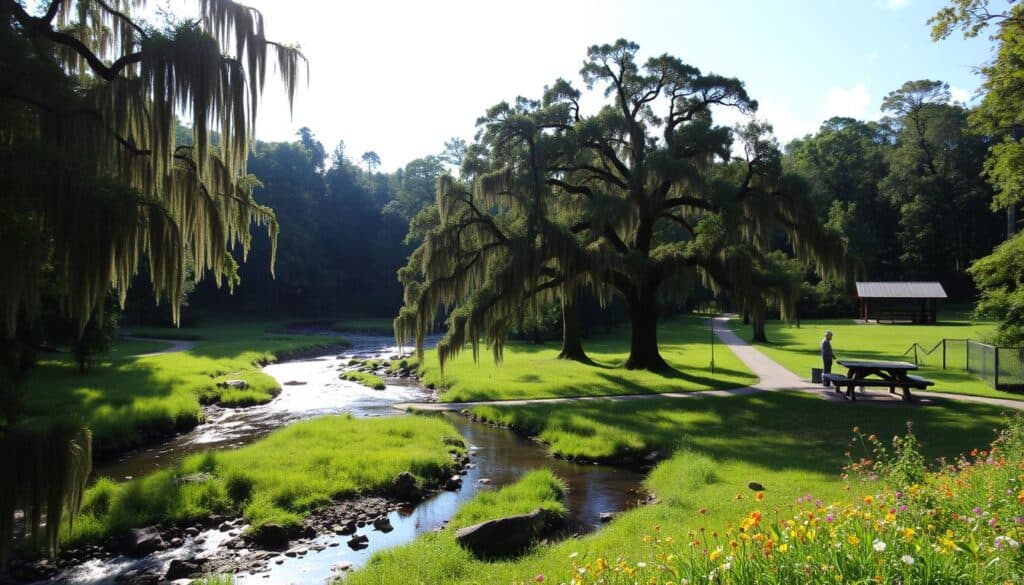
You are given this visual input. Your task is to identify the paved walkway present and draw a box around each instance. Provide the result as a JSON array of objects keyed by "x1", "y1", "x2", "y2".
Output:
[
  {"x1": 123, "y1": 335, "x2": 197, "y2": 357},
  {"x1": 393, "y1": 316, "x2": 1024, "y2": 412}
]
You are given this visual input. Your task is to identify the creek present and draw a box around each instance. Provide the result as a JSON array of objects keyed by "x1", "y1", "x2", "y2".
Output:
[{"x1": 47, "y1": 334, "x2": 645, "y2": 584}]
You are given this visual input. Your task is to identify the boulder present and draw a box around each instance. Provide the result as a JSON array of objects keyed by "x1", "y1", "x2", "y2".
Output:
[
  {"x1": 372, "y1": 517, "x2": 393, "y2": 532},
  {"x1": 444, "y1": 475, "x2": 462, "y2": 491},
  {"x1": 748, "y1": 481, "x2": 765, "y2": 491},
  {"x1": 251, "y1": 523, "x2": 292, "y2": 549},
  {"x1": 116, "y1": 527, "x2": 164, "y2": 557},
  {"x1": 391, "y1": 471, "x2": 420, "y2": 500},
  {"x1": 454, "y1": 508, "x2": 555, "y2": 558},
  {"x1": 217, "y1": 379, "x2": 249, "y2": 389},
  {"x1": 165, "y1": 558, "x2": 207, "y2": 580},
  {"x1": 599, "y1": 512, "x2": 616, "y2": 523},
  {"x1": 283, "y1": 380, "x2": 307, "y2": 386},
  {"x1": 347, "y1": 534, "x2": 369, "y2": 550}
]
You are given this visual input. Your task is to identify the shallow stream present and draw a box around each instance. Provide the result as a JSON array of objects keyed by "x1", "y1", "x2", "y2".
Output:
[{"x1": 50, "y1": 333, "x2": 645, "y2": 584}]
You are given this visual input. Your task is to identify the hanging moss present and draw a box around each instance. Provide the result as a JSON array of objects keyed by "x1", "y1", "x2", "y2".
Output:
[
  {"x1": 1, "y1": 0, "x2": 304, "y2": 335},
  {"x1": 0, "y1": 419, "x2": 91, "y2": 566}
]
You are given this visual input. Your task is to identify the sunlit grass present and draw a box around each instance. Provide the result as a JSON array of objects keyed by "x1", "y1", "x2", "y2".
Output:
[
  {"x1": 345, "y1": 392, "x2": 1011, "y2": 584},
  {"x1": 348, "y1": 470, "x2": 566, "y2": 585},
  {"x1": 735, "y1": 312, "x2": 1019, "y2": 400},
  {"x1": 341, "y1": 370, "x2": 386, "y2": 390},
  {"x1": 421, "y1": 316, "x2": 757, "y2": 402},
  {"x1": 20, "y1": 321, "x2": 342, "y2": 453},
  {"x1": 68, "y1": 415, "x2": 464, "y2": 545}
]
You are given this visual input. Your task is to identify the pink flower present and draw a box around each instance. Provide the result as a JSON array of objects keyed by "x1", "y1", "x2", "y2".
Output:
[{"x1": 535, "y1": 575, "x2": 544, "y2": 583}]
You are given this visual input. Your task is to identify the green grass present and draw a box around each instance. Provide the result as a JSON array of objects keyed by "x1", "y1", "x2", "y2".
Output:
[
  {"x1": 341, "y1": 370, "x2": 387, "y2": 390},
  {"x1": 734, "y1": 312, "x2": 1023, "y2": 400},
  {"x1": 106, "y1": 338, "x2": 173, "y2": 357},
  {"x1": 348, "y1": 470, "x2": 566, "y2": 585},
  {"x1": 20, "y1": 321, "x2": 343, "y2": 454},
  {"x1": 68, "y1": 414, "x2": 465, "y2": 545},
  {"x1": 330, "y1": 317, "x2": 396, "y2": 334},
  {"x1": 345, "y1": 392, "x2": 1012, "y2": 584},
  {"x1": 420, "y1": 316, "x2": 756, "y2": 402}
]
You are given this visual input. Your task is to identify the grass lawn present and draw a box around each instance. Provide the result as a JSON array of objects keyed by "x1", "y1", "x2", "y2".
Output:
[
  {"x1": 347, "y1": 392, "x2": 1012, "y2": 584},
  {"x1": 421, "y1": 316, "x2": 757, "y2": 402},
  {"x1": 733, "y1": 312, "x2": 1022, "y2": 400},
  {"x1": 69, "y1": 414, "x2": 465, "y2": 545},
  {"x1": 20, "y1": 321, "x2": 342, "y2": 455}
]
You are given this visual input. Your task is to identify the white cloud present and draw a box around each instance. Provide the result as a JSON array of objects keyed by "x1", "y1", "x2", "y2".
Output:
[
  {"x1": 823, "y1": 85, "x2": 871, "y2": 120},
  {"x1": 950, "y1": 86, "x2": 972, "y2": 104},
  {"x1": 885, "y1": 0, "x2": 911, "y2": 9}
]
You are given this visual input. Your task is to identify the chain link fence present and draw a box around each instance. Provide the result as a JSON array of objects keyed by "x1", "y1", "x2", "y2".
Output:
[
  {"x1": 901, "y1": 338, "x2": 1024, "y2": 391},
  {"x1": 972, "y1": 341, "x2": 1024, "y2": 391}
]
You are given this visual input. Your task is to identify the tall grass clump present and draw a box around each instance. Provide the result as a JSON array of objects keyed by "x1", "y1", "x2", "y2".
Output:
[{"x1": 66, "y1": 415, "x2": 463, "y2": 546}]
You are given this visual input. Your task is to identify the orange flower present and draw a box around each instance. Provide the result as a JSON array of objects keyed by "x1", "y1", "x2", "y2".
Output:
[{"x1": 755, "y1": 492, "x2": 766, "y2": 502}]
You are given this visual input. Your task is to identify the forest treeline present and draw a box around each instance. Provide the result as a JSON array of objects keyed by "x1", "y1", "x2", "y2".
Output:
[{"x1": 137, "y1": 79, "x2": 1003, "y2": 327}]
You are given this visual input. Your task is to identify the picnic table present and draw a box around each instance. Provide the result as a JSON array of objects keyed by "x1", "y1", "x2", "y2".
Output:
[{"x1": 824, "y1": 359, "x2": 934, "y2": 402}]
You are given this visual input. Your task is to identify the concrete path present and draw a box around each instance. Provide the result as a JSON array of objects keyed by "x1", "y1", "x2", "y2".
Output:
[
  {"x1": 123, "y1": 335, "x2": 197, "y2": 357},
  {"x1": 393, "y1": 316, "x2": 1024, "y2": 412}
]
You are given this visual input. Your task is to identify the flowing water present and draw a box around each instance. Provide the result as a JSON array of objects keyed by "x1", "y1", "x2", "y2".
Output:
[{"x1": 49, "y1": 333, "x2": 645, "y2": 584}]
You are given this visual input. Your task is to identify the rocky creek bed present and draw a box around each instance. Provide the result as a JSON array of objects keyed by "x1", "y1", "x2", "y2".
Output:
[{"x1": 7, "y1": 333, "x2": 647, "y2": 585}]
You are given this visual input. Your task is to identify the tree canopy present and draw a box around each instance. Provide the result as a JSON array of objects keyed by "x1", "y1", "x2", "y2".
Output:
[{"x1": 397, "y1": 40, "x2": 848, "y2": 372}]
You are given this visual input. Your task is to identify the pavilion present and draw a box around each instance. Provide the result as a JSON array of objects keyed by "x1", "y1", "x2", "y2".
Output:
[{"x1": 855, "y1": 282, "x2": 948, "y2": 324}]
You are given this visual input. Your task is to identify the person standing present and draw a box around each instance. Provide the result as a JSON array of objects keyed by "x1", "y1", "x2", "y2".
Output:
[{"x1": 821, "y1": 331, "x2": 836, "y2": 386}]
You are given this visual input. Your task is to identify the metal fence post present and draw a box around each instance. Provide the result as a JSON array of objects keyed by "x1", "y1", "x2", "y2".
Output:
[
  {"x1": 942, "y1": 339, "x2": 946, "y2": 369},
  {"x1": 995, "y1": 346, "x2": 1000, "y2": 389}
]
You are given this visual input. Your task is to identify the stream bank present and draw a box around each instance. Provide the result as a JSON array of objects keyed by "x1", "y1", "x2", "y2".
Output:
[{"x1": 13, "y1": 333, "x2": 647, "y2": 585}]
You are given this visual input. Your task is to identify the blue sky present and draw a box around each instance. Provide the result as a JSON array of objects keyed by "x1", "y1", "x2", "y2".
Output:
[{"x1": 243, "y1": 0, "x2": 1000, "y2": 171}]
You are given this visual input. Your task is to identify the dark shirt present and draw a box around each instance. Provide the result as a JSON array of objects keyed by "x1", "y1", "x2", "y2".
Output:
[{"x1": 821, "y1": 339, "x2": 834, "y2": 361}]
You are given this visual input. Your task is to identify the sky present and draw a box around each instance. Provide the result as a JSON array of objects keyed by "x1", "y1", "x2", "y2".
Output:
[{"x1": 227, "y1": 0, "x2": 1001, "y2": 172}]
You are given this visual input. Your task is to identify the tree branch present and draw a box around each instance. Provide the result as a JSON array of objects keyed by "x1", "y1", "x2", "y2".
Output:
[
  {"x1": 9, "y1": 2, "x2": 142, "y2": 81},
  {"x1": 94, "y1": 0, "x2": 148, "y2": 40}
]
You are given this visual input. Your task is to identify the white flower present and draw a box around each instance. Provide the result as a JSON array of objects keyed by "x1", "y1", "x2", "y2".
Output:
[
  {"x1": 577, "y1": 567, "x2": 586, "y2": 574},
  {"x1": 721, "y1": 561, "x2": 732, "y2": 570},
  {"x1": 635, "y1": 562, "x2": 646, "y2": 568},
  {"x1": 901, "y1": 555, "x2": 915, "y2": 565},
  {"x1": 995, "y1": 535, "x2": 1020, "y2": 549},
  {"x1": 872, "y1": 539, "x2": 887, "y2": 552}
]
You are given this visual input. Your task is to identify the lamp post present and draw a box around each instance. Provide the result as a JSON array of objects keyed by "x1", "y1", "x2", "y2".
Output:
[{"x1": 710, "y1": 317, "x2": 716, "y2": 374}]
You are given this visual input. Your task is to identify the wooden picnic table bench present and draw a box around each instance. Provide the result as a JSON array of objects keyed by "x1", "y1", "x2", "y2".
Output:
[{"x1": 823, "y1": 359, "x2": 935, "y2": 402}]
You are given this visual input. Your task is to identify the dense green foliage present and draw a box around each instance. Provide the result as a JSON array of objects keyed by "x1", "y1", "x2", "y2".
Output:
[
  {"x1": 396, "y1": 39, "x2": 847, "y2": 372},
  {"x1": 931, "y1": 1, "x2": 1024, "y2": 347},
  {"x1": 69, "y1": 415, "x2": 464, "y2": 544}
]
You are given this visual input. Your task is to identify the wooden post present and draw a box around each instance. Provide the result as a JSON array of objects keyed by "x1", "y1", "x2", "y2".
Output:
[{"x1": 942, "y1": 338, "x2": 946, "y2": 370}]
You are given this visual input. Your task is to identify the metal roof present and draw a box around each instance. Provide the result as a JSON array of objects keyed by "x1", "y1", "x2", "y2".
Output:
[{"x1": 855, "y1": 282, "x2": 948, "y2": 299}]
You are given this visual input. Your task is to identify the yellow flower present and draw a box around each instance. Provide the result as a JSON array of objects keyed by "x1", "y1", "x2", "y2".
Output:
[
  {"x1": 863, "y1": 495, "x2": 874, "y2": 506},
  {"x1": 901, "y1": 527, "x2": 916, "y2": 542},
  {"x1": 778, "y1": 543, "x2": 790, "y2": 553},
  {"x1": 709, "y1": 548, "x2": 722, "y2": 561},
  {"x1": 847, "y1": 535, "x2": 860, "y2": 546},
  {"x1": 596, "y1": 558, "x2": 608, "y2": 571}
]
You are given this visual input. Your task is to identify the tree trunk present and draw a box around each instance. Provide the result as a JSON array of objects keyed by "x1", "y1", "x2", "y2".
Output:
[
  {"x1": 750, "y1": 302, "x2": 768, "y2": 343},
  {"x1": 557, "y1": 289, "x2": 588, "y2": 361},
  {"x1": 624, "y1": 285, "x2": 668, "y2": 371}
]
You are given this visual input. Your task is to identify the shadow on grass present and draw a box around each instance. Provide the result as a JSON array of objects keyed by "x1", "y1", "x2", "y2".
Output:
[{"x1": 479, "y1": 392, "x2": 1010, "y2": 476}]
